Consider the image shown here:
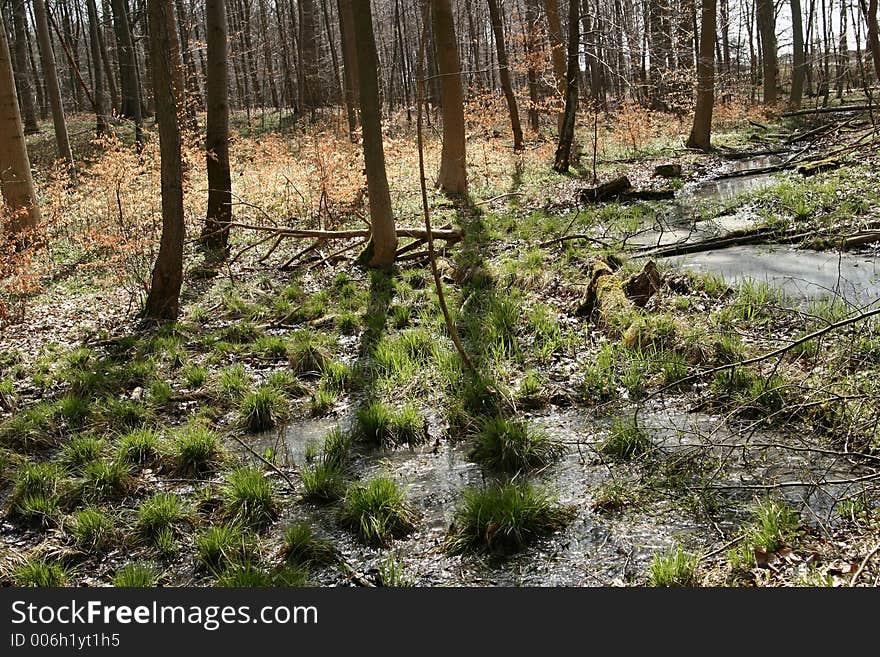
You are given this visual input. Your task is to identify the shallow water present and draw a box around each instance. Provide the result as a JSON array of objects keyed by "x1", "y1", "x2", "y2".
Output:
[{"x1": 671, "y1": 245, "x2": 880, "y2": 303}]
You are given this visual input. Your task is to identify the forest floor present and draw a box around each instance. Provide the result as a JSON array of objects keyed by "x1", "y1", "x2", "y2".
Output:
[{"x1": 2, "y1": 96, "x2": 880, "y2": 587}]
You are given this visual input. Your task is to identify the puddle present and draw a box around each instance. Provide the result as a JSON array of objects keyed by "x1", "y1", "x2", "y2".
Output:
[
  {"x1": 680, "y1": 155, "x2": 784, "y2": 202},
  {"x1": 240, "y1": 400, "x2": 876, "y2": 585},
  {"x1": 671, "y1": 245, "x2": 880, "y2": 303}
]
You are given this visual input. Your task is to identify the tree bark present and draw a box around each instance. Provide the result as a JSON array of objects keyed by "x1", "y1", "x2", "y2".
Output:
[
  {"x1": 487, "y1": 0, "x2": 523, "y2": 150},
  {"x1": 111, "y1": 0, "x2": 143, "y2": 145},
  {"x1": 11, "y1": 1, "x2": 40, "y2": 135},
  {"x1": 202, "y1": 0, "x2": 232, "y2": 253},
  {"x1": 432, "y1": 0, "x2": 468, "y2": 196},
  {"x1": 338, "y1": 0, "x2": 359, "y2": 137},
  {"x1": 144, "y1": 0, "x2": 185, "y2": 321},
  {"x1": 756, "y1": 0, "x2": 777, "y2": 104},
  {"x1": 86, "y1": 0, "x2": 109, "y2": 134},
  {"x1": 300, "y1": 0, "x2": 322, "y2": 110},
  {"x1": 861, "y1": 0, "x2": 880, "y2": 82},
  {"x1": 790, "y1": 0, "x2": 805, "y2": 107},
  {"x1": 543, "y1": 0, "x2": 567, "y2": 131},
  {"x1": 686, "y1": 0, "x2": 716, "y2": 151},
  {"x1": 0, "y1": 10, "x2": 40, "y2": 238},
  {"x1": 33, "y1": 0, "x2": 74, "y2": 175},
  {"x1": 351, "y1": 0, "x2": 397, "y2": 266},
  {"x1": 553, "y1": 0, "x2": 579, "y2": 172}
]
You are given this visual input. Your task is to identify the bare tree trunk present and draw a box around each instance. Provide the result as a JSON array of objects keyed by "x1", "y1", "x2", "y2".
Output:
[
  {"x1": 553, "y1": 0, "x2": 578, "y2": 171},
  {"x1": 756, "y1": 0, "x2": 777, "y2": 103},
  {"x1": 432, "y1": 0, "x2": 467, "y2": 196},
  {"x1": 0, "y1": 10, "x2": 40, "y2": 238},
  {"x1": 351, "y1": 0, "x2": 397, "y2": 266},
  {"x1": 525, "y1": 0, "x2": 541, "y2": 131},
  {"x1": 111, "y1": 0, "x2": 143, "y2": 145},
  {"x1": 486, "y1": 0, "x2": 523, "y2": 150},
  {"x1": 86, "y1": 0, "x2": 109, "y2": 134},
  {"x1": 202, "y1": 0, "x2": 232, "y2": 253},
  {"x1": 300, "y1": 0, "x2": 322, "y2": 110},
  {"x1": 33, "y1": 0, "x2": 74, "y2": 175},
  {"x1": 543, "y1": 0, "x2": 567, "y2": 131},
  {"x1": 791, "y1": 0, "x2": 806, "y2": 106},
  {"x1": 144, "y1": 0, "x2": 185, "y2": 321},
  {"x1": 861, "y1": 0, "x2": 880, "y2": 81},
  {"x1": 11, "y1": 1, "x2": 39, "y2": 135},
  {"x1": 97, "y1": 0, "x2": 120, "y2": 115},
  {"x1": 686, "y1": 0, "x2": 715, "y2": 151}
]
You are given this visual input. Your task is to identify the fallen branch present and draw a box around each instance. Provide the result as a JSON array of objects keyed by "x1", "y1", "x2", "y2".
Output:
[
  {"x1": 781, "y1": 104, "x2": 874, "y2": 117},
  {"x1": 227, "y1": 221, "x2": 463, "y2": 242},
  {"x1": 850, "y1": 543, "x2": 880, "y2": 587}
]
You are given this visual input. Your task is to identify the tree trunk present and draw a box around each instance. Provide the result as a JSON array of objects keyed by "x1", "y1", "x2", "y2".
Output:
[
  {"x1": 686, "y1": 0, "x2": 716, "y2": 151},
  {"x1": 525, "y1": 0, "x2": 541, "y2": 131},
  {"x1": 111, "y1": 0, "x2": 143, "y2": 145},
  {"x1": 351, "y1": 0, "x2": 397, "y2": 266},
  {"x1": 86, "y1": 0, "x2": 109, "y2": 134},
  {"x1": 861, "y1": 0, "x2": 880, "y2": 82},
  {"x1": 791, "y1": 0, "x2": 806, "y2": 107},
  {"x1": 432, "y1": 0, "x2": 468, "y2": 196},
  {"x1": 97, "y1": 0, "x2": 120, "y2": 115},
  {"x1": 543, "y1": 0, "x2": 567, "y2": 131},
  {"x1": 0, "y1": 10, "x2": 40, "y2": 238},
  {"x1": 486, "y1": 0, "x2": 523, "y2": 150},
  {"x1": 300, "y1": 0, "x2": 322, "y2": 110},
  {"x1": 144, "y1": 0, "x2": 185, "y2": 321},
  {"x1": 202, "y1": 0, "x2": 232, "y2": 253},
  {"x1": 11, "y1": 1, "x2": 40, "y2": 135},
  {"x1": 756, "y1": 0, "x2": 777, "y2": 103},
  {"x1": 33, "y1": 0, "x2": 74, "y2": 175},
  {"x1": 553, "y1": 0, "x2": 579, "y2": 172}
]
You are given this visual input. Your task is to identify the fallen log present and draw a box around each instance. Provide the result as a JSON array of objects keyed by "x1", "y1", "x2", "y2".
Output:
[
  {"x1": 797, "y1": 158, "x2": 841, "y2": 176},
  {"x1": 580, "y1": 176, "x2": 632, "y2": 202},
  {"x1": 781, "y1": 104, "x2": 874, "y2": 117},
  {"x1": 227, "y1": 221, "x2": 463, "y2": 242},
  {"x1": 841, "y1": 231, "x2": 880, "y2": 249}
]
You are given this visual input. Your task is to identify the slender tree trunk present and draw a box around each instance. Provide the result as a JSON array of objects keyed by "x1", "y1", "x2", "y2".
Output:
[
  {"x1": 33, "y1": 0, "x2": 74, "y2": 175},
  {"x1": 351, "y1": 0, "x2": 396, "y2": 266},
  {"x1": 338, "y1": 0, "x2": 360, "y2": 138},
  {"x1": 543, "y1": 0, "x2": 567, "y2": 131},
  {"x1": 258, "y1": 0, "x2": 280, "y2": 107},
  {"x1": 111, "y1": 0, "x2": 143, "y2": 145},
  {"x1": 24, "y1": 15, "x2": 46, "y2": 120},
  {"x1": 86, "y1": 0, "x2": 109, "y2": 134},
  {"x1": 756, "y1": 0, "x2": 777, "y2": 103},
  {"x1": 861, "y1": 0, "x2": 880, "y2": 81},
  {"x1": 525, "y1": 0, "x2": 541, "y2": 131},
  {"x1": 553, "y1": 0, "x2": 578, "y2": 172},
  {"x1": 11, "y1": 2, "x2": 39, "y2": 134},
  {"x1": 432, "y1": 0, "x2": 467, "y2": 196},
  {"x1": 486, "y1": 0, "x2": 523, "y2": 149},
  {"x1": 300, "y1": 0, "x2": 322, "y2": 110},
  {"x1": 686, "y1": 0, "x2": 716, "y2": 151},
  {"x1": 97, "y1": 0, "x2": 120, "y2": 115},
  {"x1": 202, "y1": 0, "x2": 232, "y2": 253},
  {"x1": 791, "y1": 0, "x2": 806, "y2": 106},
  {"x1": 0, "y1": 10, "x2": 40, "y2": 238},
  {"x1": 144, "y1": 0, "x2": 185, "y2": 321}
]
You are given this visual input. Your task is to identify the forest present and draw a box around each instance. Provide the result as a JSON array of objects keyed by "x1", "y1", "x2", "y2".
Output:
[{"x1": 0, "y1": 0, "x2": 879, "y2": 589}]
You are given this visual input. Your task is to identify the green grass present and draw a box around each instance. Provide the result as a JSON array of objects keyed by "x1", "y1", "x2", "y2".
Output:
[
  {"x1": 339, "y1": 476, "x2": 418, "y2": 546},
  {"x1": 217, "y1": 364, "x2": 251, "y2": 399},
  {"x1": 746, "y1": 498, "x2": 802, "y2": 552},
  {"x1": 98, "y1": 397, "x2": 152, "y2": 429},
  {"x1": 12, "y1": 558, "x2": 69, "y2": 587},
  {"x1": 69, "y1": 507, "x2": 116, "y2": 551},
  {"x1": 195, "y1": 524, "x2": 256, "y2": 571},
  {"x1": 136, "y1": 492, "x2": 188, "y2": 539},
  {"x1": 60, "y1": 434, "x2": 104, "y2": 470},
  {"x1": 378, "y1": 551, "x2": 415, "y2": 587},
  {"x1": 238, "y1": 385, "x2": 288, "y2": 431},
  {"x1": 113, "y1": 563, "x2": 159, "y2": 587},
  {"x1": 117, "y1": 427, "x2": 160, "y2": 465},
  {"x1": 78, "y1": 459, "x2": 132, "y2": 502},
  {"x1": 300, "y1": 462, "x2": 347, "y2": 503},
  {"x1": 182, "y1": 364, "x2": 208, "y2": 389},
  {"x1": 166, "y1": 423, "x2": 221, "y2": 476},
  {"x1": 288, "y1": 331, "x2": 331, "y2": 374},
  {"x1": 254, "y1": 335, "x2": 289, "y2": 359},
  {"x1": 598, "y1": 418, "x2": 653, "y2": 460},
  {"x1": 56, "y1": 394, "x2": 92, "y2": 429},
  {"x1": 353, "y1": 402, "x2": 428, "y2": 447},
  {"x1": 445, "y1": 482, "x2": 573, "y2": 554},
  {"x1": 308, "y1": 387, "x2": 338, "y2": 416},
  {"x1": 0, "y1": 402, "x2": 60, "y2": 450},
  {"x1": 469, "y1": 416, "x2": 562, "y2": 472},
  {"x1": 221, "y1": 467, "x2": 277, "y2": 527},
  {"x1": 281, "y1": 523, "x2": 338, "y2": 566},
  {"x1": 647, "y1": 545, "x2": 699, "y2": 586},
  {"x1": 214, "y1": 562, "x2": 309, "y2": 587}
]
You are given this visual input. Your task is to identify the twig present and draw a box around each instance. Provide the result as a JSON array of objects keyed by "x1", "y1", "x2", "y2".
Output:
[
  {"x1": 227, "y1": 433, "x2": 297, "y2": 491},
  {"x1": 850, "y1": 543, "x2": 880, "y2": 587}
]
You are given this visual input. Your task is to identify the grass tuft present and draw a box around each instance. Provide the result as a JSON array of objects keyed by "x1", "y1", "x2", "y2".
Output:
[
  {"x1": 339, "y1": 476, "x2": 417, "y2": 546},
  {"x1": 469, "y1": 416, "x2": 562, "y2": 472}
]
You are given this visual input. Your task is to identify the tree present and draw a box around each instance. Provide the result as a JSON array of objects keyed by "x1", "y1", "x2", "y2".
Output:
[
  {"x1": 337, "y1": 0, "x2": 360, "y2": 139},
  {"x1": 201, "y1": 0, "x2": 233, "y2": 253},
  {"x1": 144, "y1": 0, "x2": 185, "y2": 321},
  {"x1": 686, "y1": 0, "x2": 716, "y2": 151},
  {"x1": 351, "y1": 0, "x2": 397, "y2": 266},
  {"x1": 487, "y1": 0, "x2": 523, "y2": 150},
  {"x1": 553, "y1": 0, "x2": 579, "y2": 172},
  {"x1": 756, "y1": 0, "x2": 777, "y2": 104},
  {"x1": 0, "y1": 10, "x2": 40, "y2": 238},
  {"x1": 860, "y1": 0, "x2": 880, "y2": 82},
  {"x1": 790, "y1": 0, "x2": 805, "y2": 107},
  {"x1": 111, "y1": 0, "x2": 144, "y2": 146},
  {"x1": 33, "y1": 0, "x2": 74, "y2": 174},
  {"x1": 543, "y1": 0, "x2": 568, "y2": 131},
  {"x1": 432, "y1": 0, "x2": 468, "y2": 196},
  {"x1": 86, "y1": 0, "x2": 110, "y2": 135},
  {"x1": 11, "y1": 1, "x2": 40, "y2": 135}
]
